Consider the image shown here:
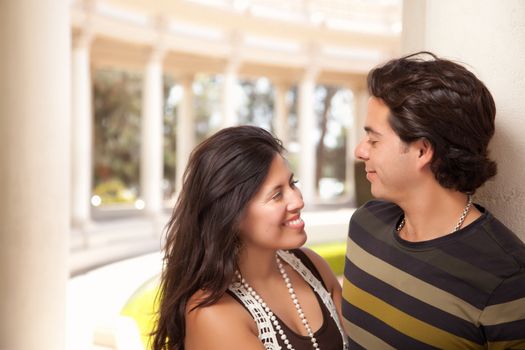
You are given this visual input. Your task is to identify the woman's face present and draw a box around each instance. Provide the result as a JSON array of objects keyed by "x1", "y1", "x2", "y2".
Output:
[{"x1": 238, "y1": 154, "x2": 306, "y2": 252}]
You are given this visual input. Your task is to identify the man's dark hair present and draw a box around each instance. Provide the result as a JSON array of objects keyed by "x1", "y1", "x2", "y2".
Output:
[{"x1": 368, "y1": 51, "x2": 497, "y2": 193}]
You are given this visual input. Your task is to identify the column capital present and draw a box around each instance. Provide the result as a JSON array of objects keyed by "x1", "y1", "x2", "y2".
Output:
[
  {"x1": 72, "y1": 30, "x2": 94, "y2": 49},
  {"x1": 226, "y1": 29, "x2": 243, "y2": 72},
  {"x1": 302, "y1": 41, "x2": 321, "y2": 80},
  {"x1": 301, "y1": 66, "x2": 320, "y2": 83},
  {"x1": 145, "y1": 46, "x2": 166, "y2": 64},
  {"x1": 72, "y1": 0, "x2": 96, "y2": 49},
  {"x1": 145, "y1": 15, "x2": 169, "y2": 64},
  {"x1": 228, "y1": 29, "x2": 244, "y2": 50},
  {"x1": 272, "y1": 79, "x2": 292, "y2": 91},
  {"x1": 177, "y1": 73, "x2": 195, "y2": 85}
]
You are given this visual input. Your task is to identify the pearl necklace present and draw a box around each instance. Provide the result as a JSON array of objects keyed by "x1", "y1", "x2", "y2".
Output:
[
  {"x1": 235, "y1": 255, "x2": 320, "y2": 350},
  {"x1": 397, "y1": 195, "x2": 473, "y2": 233}
]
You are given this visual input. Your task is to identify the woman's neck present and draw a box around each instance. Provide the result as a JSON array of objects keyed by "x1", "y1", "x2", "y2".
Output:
[{"x1": 237, "y1": 247, "x2": 281, "y2": 283}]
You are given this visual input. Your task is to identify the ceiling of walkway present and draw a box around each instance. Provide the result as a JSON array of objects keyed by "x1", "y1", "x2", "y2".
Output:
[
  {"x1": 73, "y1": 0, "x2": 402, "y2": 85},
  {"x1": 103, "y1": 0, "x2": 402, "y2": 34}
]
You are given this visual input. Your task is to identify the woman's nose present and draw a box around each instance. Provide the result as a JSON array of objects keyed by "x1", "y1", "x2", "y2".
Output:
[{"x1": 287, "y1": 187, "x2": 304, "y2": 212}]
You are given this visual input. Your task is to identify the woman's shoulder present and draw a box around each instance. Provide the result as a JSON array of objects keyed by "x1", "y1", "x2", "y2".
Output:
[
  {"x1": 185, "y1": 289, "x2": 262, "y2": 349},
  {"x1": 186, "y1": 289, "x2": 249, "y2": 325}
]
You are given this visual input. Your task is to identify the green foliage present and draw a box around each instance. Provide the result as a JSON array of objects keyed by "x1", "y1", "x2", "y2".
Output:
[
  {"x1": 93, "y1": 69, "x2": 142, "y2": 197},
  {"x1": 238, "y1": 78, "x2": 275, "y2": 131},
  {"x1": 92, "y1": 70, "x2": 191, "y2": 203},
  {"x1": 193, "y1": 74, "x2": 222, "y2": 143},
  {"x1": 315, "y1": 85, "x2": 352, "y2": 197},
  {"x1": 163, "y1": 75, "x2": 178, "y2": 198},
  {"x1": 92, "y1": 70, "x2": 354, "y2": 204}
]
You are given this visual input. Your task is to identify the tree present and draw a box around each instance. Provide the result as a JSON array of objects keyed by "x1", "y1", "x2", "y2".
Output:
[
  {"x1": 93, "y1": 69, "x2": 142, "y2": 204},
  {"x1": 316, "y1": 86, "x2": 338, "y2": 187}
]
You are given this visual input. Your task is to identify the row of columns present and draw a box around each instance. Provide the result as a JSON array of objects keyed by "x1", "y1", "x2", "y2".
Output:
[{"x1": 70, "y1": 39, "x2": 363, "y2": 227}]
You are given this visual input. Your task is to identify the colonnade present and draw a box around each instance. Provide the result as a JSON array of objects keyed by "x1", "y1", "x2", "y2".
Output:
[{"x1": 70, "y1": 37, "x2": 369, "y2": 227}]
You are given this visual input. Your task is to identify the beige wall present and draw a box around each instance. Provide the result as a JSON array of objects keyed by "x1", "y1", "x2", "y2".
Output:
[{"x1": 402, "y1": 0, "x2": 525, "y2": 240}]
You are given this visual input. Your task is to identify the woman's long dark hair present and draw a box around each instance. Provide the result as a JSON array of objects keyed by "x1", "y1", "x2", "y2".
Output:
[{"x1": 152, "y1": 125, "x2": 284, "y2": 350}]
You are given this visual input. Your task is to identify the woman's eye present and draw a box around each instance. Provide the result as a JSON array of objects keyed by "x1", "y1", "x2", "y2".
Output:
[
  {"x1": 368, "y1": 139, "x2": 378, "y2": 146},
  {"x1": 290, "y1": 179, "x2": 299, "y2": 188},
  {"x1": 271, "y1": 192, "x2": 282, "y2": 200}
]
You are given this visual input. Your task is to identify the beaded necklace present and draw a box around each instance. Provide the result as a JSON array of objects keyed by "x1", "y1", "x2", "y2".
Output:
[{"x1": 231, "y1": 250, "x2": 348, "y2": 350}]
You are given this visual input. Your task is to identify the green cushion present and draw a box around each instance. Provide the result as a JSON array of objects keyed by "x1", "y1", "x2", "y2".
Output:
[{"x1": 308, "y1": 241, "x2": 347, "y2": 276}]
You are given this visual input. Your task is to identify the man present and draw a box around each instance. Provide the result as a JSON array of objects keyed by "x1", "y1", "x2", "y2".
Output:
[{"x1": 342, "y1": 52, "x2": 525, "y2": 349}]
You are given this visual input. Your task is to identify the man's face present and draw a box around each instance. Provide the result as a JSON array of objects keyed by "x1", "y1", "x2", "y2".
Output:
[{"x1": 354, "y1": 97, "x2": 422, "y2": 202}]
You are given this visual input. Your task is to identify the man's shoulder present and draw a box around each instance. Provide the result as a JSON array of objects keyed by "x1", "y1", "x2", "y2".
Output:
[
  {"x1": 352, "y1": 199, "x2": 401, "y2": 222},
  {"x1": 348, "y1": 200, "x2": 402, "y2": 237},
  {"x1": 478, "y1": 213, "x2": 525, "y2": 269}
]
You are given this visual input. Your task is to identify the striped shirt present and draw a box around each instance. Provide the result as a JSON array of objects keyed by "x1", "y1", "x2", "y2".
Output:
[{"x1": 342, "y1": 200, "x2": 525, "y2": 350}]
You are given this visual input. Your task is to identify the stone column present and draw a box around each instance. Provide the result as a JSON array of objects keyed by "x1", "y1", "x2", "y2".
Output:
[
  {"x1": 349, "y1": 88, "x2": 369, "y2": 158},
  {"x1": 347, "y1": 87, "x2": 369, "y2": 206},
  {"x1": 298, "y1": 69, "x2": 318, "y2": 203},
  {"x1": 140, "y1": 50, "x2": 164, "y2": 217},
  {"x1": 403, "y1": 0, "x2": 525, "y2": 240},
  {"x1": 71, "y1": 31, "x2": 93, "y2": 228},
  {"x1": 273, "y1": 82, "x2": 290, "y2": 146},
  {"x1": 0, "y1": 0, "x2": 70, "y2": 349},
  {"x1": 221, "y1": 62, "x2": 239, "y2": 128},
  {"x1": 176, "y1": 75, "x2": 195, "y2": 193},
  {"x1": 222, "y1": 30, "x2": 242, "y2": 128}
]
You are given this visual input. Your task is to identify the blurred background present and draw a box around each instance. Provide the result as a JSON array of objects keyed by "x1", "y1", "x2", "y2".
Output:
[{"x1": 1, "y1": 0, "x2": 524, "y2": 349}]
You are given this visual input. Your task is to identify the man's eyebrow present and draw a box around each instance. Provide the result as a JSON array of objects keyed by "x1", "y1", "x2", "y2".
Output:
[{"x1": 364, "y1": 126, "x2": 382, "y2": 136}]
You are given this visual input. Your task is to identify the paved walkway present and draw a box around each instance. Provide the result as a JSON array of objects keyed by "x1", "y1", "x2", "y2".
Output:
[{"x1": 67, "y1": 252, "x2": 162, "y2": 350}]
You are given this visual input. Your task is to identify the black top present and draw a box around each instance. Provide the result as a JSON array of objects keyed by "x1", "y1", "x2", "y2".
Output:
[{"x1": 228, "y1": 249, "x2": 345, "y2": 350}]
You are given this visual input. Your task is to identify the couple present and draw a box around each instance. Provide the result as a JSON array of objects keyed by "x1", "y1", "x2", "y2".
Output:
[{"x1": 152, "y1": 52, "x2": 525, "y2": 350}]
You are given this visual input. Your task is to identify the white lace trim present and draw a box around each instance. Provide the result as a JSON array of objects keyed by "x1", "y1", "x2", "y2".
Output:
[
  {"x1": 228, "y1": 280, "x2": 281, "y2": 349},
  {"x1": 228, "y1": 250, "x2": 349, "y2": 350}
]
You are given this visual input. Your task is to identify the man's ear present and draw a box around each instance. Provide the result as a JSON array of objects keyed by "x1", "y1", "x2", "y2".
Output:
[{"x1": 415, "y1": 138, "x2": 433, "y2": 168}]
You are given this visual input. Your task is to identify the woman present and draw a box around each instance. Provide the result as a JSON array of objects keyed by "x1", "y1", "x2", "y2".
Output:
[{"x1": 152, "y1": 126, "x2": 348, "y2": 350}]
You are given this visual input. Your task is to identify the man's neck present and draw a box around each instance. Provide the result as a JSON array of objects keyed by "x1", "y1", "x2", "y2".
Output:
[{"x1": 396, "y1": 189, "x2": 481, "y2": 242}]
